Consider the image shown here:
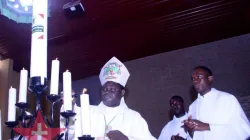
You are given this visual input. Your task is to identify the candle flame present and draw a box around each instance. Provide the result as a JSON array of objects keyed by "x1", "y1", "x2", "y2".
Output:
[
  {"x1": 10, "y1": 86, "x2": 12, "y2": 88},
  {"x1": 82, "y1": 88, "x2": 87, "y2": 94},
  {"x1": 56, "y1": 58, "x2": 58, "y2": 60},
  {"x1": 22, "y1": 67, "x2": 25, "y2": 70},
  {"x1": 66, "y1": 70, "x2": 69, "y2": 72}
]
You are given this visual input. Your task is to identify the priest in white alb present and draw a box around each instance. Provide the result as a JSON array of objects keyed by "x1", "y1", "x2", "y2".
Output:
[
  {"x1": 184, "y1": 66, "x2": 250, "y2": 140},
  {"x1": 60, "y1": 57, "x2": 156, "y2": 140}
]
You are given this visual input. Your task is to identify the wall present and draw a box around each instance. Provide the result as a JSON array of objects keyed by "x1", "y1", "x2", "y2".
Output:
[
  {"x1": 72, "y1": 76, "x2": 101, "y2": 105},
  {"x1": 0, "y1": 59, "x2": 38, "y2": 140},
  {"x1": 72, "y1": 33, "x2": 250, "y2": 138},
  {"x1": 0, "y1": 59, "x2": 23, "y2": 140},
  {"x1": 0, "y1": 59, "x2": 13, "y2": 140}
]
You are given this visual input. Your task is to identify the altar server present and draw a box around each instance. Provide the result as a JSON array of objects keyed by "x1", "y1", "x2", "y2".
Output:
[
  {"x1": 184, "y1": 66, "x2": 250, "y2": 140},
  {"x1": 158, "y1": 96, "x2": 188, "y2": 140}
]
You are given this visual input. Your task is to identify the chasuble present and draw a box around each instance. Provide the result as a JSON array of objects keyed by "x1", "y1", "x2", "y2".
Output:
[{"x1": 60, "y1": 98, "x2": 156, "y2": 140}]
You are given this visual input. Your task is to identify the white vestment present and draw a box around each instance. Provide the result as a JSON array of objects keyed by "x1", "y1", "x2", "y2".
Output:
[
  {"x1": 60, "y1": 99, "x2": 156, "y2": 140},
  {"x1": 187, "y1": 88, "x2": 250, "y2": 140},
  {"x1": 158, "y1": 113, "x2": 188, "y2": 140}
]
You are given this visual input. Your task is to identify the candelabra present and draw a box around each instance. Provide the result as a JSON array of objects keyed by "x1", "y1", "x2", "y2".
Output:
[
  {"x1": 5, "y1": 76, "x2": 62, "y2": 140},
  {"x1": 60, "y1": 110, "x2": 76, "y2": 140},
  {"x1": 28, "y1": 76, "x2": 61, "y2": 129},
  {"x1": 5, "y1": 76, "x2": 95, "y2": 140}
]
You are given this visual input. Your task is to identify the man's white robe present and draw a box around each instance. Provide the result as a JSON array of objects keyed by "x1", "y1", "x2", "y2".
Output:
[
  {"x1": 60, "y1": 99, "x2": 156, "y2": 140},
  {"x1": 187, "y1": 88, "x2": 250, "y2": 140},
  {"x1": 158, "y1": 113, "x2": 188, "y2": 140}
]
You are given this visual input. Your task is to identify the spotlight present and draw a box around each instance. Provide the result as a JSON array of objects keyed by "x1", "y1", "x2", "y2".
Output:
[{"x1": 14, "y1": 4, "x2": 19, "y2": 8}]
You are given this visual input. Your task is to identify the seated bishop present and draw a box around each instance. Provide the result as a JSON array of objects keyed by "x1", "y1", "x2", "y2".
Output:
[{"x1": 60, "y1": 56, "x2": 156, "y2": 140}]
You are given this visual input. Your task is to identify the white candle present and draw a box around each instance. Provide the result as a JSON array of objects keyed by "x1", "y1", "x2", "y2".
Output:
[
  {"x1": 18, "y1": 68, "x2": 28, "y2": 103},
  {"x1": 50, "y1": 58, "x2": 60, "y2": 95},
  {"x1": 63, "y1": 70, "x2": 72, "y2": 111},
  {"x1": 80, "y1": 89, "x2": 91, "y2": 135},
  {"x1": 30, "y1": 0, "x2": 48, "y2": 80},
  {"x1": 8, "y1": 87, "x2": 16, "y2": 122}
]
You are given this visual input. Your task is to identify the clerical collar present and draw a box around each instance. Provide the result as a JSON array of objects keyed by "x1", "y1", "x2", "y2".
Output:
[
  {"x1": 173, "y1": 113, "x2": 188, "y2": 122},
  {"x1": 105, "y1": 106, "x2": 119, "y2": 114},
  {"x1": 198, "y1": 88, "x2": 215, "y2": 99},
  {"x1": 98, "y1": 97, "x2": 128, "y2": 115}
]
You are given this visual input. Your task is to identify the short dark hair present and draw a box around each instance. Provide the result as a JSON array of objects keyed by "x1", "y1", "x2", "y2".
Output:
[
  {"x1": 194, "y1": 66, "x2": 212, "y2": 76},
  {"x1": 170, "y1": 96, "x2": 184, "y2": 103}
]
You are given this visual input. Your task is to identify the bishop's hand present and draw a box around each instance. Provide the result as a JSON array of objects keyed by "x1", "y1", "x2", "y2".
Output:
[
  {"x1": 106, "y1": 130, "x2": 129, "y2": 140},
  {"x1": 171, "y1": 133, "x2": 186, "y2": 140}
]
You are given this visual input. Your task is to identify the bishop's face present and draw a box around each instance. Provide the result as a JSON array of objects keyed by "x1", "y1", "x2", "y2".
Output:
[{"x1": 101, "y1": 81, "x2": 125, "y2": 107}]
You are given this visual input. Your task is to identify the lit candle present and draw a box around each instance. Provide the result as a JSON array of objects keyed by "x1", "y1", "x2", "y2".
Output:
[
  {"x1": 80, "y1": 88, "x2": 91, "y2": 135},
  {"x1": 8, "y1": 87, "x2": 16, "y2": 122},
  {"x1": 18, "y1": 68, "x2": 28, "y2": 103},
  {"x1": 30, "y1": 0, "x2": 48, "y2": 81},
  {"x1": 50, "y1": 58, "x2": 60, "y2": 95},
  {"x1": 63, "y1": 70, "x2": 72, "y2": 111}
]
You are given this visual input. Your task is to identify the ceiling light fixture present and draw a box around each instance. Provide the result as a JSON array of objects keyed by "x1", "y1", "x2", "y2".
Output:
[
  {"x1": 19, "y1": 0, "x2": 32, "y2": 7},
  {"x1": 0, "y1": 0, "x2": 51, "y2": 23},
  {"x1": 14, "y1": 4, "x2": 19, "y2": 8}
]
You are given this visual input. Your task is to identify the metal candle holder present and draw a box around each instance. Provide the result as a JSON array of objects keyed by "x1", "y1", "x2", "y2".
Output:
[
  {"x1": 60, "y1": 110, "x2": 76, "y2": 140},
  {"x1": 47, "y1": 94, "x2": 62, "y2": 127},
  {"x1": 78, "y1": 135, "x2": 95, "y2": 140},
  {"x1": 4, "y1": 121, "x2": 18, "y2": 140},
  {"x1": 6, "y1": 76, "x2": 62, "y2": 140},
  {"x1": 28, "y1": 76, "x2": 50, "y2": 128},
  {"x1": 29, "y1": 76, "x2": 62, "y2": 134},
  {"x1": 5, "y1": 76, "x2": 94, "y2": 140},
  {"x1": 15, "y1": 102, "x2": 29, "y2": 128}
]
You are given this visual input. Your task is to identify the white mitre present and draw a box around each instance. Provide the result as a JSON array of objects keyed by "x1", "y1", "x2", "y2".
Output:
[{"x1": 99, "y1": 57, "x2": 130, "y2": 87}]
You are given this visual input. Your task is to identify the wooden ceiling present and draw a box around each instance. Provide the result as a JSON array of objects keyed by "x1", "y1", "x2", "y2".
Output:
[{"x1": 0, "y1": 0, "x2": 250, "y2": 80}]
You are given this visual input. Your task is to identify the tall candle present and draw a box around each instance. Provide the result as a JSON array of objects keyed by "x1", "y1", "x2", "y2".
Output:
[
  {"x1": 19, "y1": 68, "x2": 28, "y2": 103},
  {"x1": 8, "y1": 87, "x2": 16, "y2": 122},
  {"x1": 50, "y1": 58, "x2": 60, "y2": 95},
  {"x1": 30, "y1": 0, "x2": 48, "y2": 80},
  {"x1": 80, "y1": 89, "x2": 91, "y2": 135},
  {"x1": 63, "y1": 70, "x2": 72, "y2": 111}
]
